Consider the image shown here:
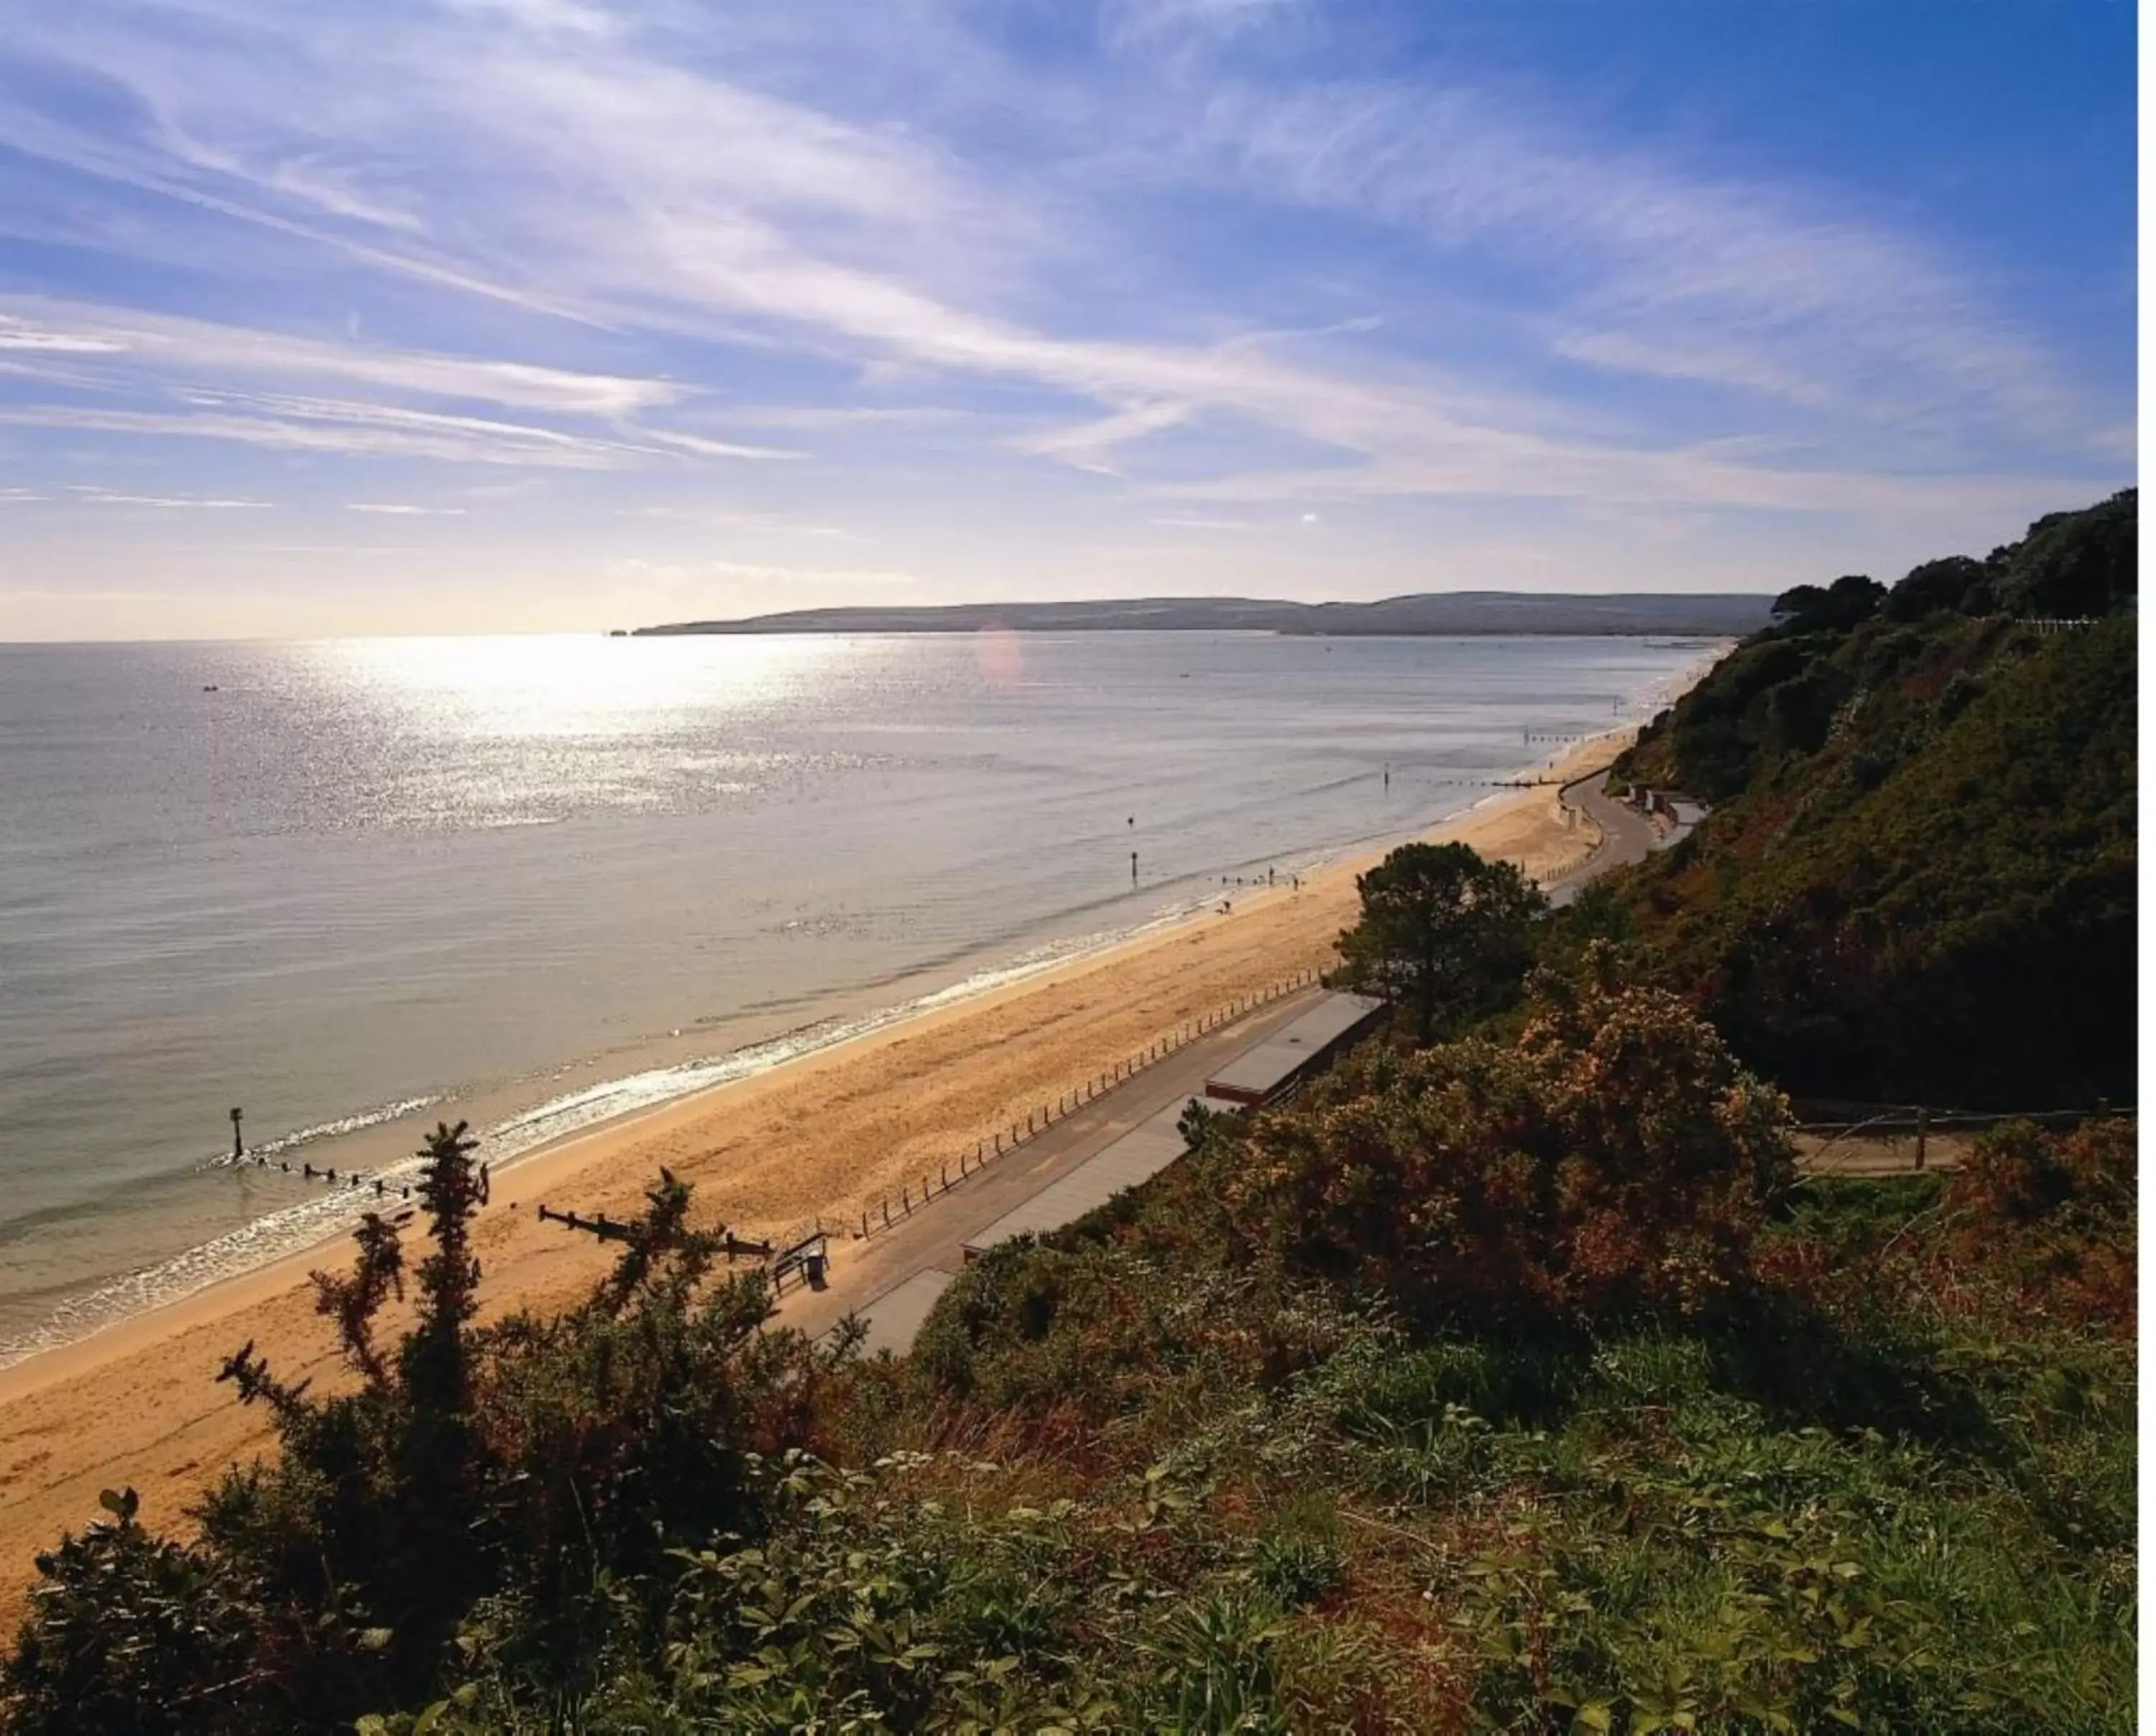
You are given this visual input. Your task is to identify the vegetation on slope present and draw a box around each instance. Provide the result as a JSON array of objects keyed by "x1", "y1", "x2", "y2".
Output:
[{"x1": 1586, "y1": 491, "x2": 2136, "y2": 1108}]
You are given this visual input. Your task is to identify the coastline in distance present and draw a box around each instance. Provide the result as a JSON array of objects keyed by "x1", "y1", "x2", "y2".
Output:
[{"x1": 632, "y1": 591, "x2": 1774, "y2": 639}]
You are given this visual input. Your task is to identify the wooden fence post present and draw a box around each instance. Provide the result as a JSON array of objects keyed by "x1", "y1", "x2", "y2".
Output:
[{"x1": 1914, "y1": 1107, "x2": 1928, "y2": 1171}]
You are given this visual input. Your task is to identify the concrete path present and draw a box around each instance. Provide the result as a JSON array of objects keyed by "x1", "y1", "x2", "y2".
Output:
[
  {"x1": 773, "y1": 985, "x2": 1331, "y2": 1347},
  {"x1": 1545, "y1": 767, "x2": 1661, "y2": 905}
]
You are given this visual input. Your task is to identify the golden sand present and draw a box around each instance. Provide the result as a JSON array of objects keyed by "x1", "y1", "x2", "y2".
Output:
[{"x1": 0, "y1": 733, "x2": 1624, "y2": 1619}]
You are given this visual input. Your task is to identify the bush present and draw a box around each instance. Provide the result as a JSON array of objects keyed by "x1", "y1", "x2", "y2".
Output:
[
  {"x1": 2, "y1": 1491, "x2": 267, "y2": 1736},
  {"x1": 1938, "y1": 1117, "x2": 2137, "y2": 1331},
  {"x1": 1214, "y1": 948, "x2": 1795, "y2": 1325}
]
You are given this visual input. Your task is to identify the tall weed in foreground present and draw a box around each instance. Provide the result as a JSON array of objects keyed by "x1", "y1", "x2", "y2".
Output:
[{"x1": 3, "y1": 1137, "x2": 841, "y2": 1735}]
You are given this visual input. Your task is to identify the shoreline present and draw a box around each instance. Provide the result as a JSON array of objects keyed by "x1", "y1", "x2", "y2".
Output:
[
  {"x1": 0, "y1": 724, "x2": 1622, "y2": 1379},
  {"x1": 0, "y1": 721, "x2": 1649, "y2": 1619}
]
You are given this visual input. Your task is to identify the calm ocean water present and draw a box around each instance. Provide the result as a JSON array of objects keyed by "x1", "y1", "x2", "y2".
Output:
[{"x1": 0, "y1": 631, "x2": 1710, "y2": 1362}]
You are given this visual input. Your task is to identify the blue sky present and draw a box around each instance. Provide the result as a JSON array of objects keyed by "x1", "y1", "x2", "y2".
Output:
[{"x1": 0, "y1": 0, "x2": 2135, "y2": 638}]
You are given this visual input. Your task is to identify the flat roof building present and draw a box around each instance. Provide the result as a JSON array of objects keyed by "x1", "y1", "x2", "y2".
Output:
[{"x1": 1200, "y1": 991, "x2": 1385, "y2": 1107}]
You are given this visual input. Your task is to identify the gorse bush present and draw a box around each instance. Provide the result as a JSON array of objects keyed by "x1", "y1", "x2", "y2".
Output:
[
  {"x1": 1213, "y1": 949, "x2": 1794, "y2": 1324},
  {"x1": 1949, "y1": 1116, "x2": 2135, "y2": 1233},
  {"x1": 1935, "y1": 1116, "x2": 2138, "y2": 1334}
]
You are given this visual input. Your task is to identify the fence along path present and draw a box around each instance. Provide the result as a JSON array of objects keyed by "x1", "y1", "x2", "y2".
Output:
[
  {"x1": 851, "y1": 967, "x2": 1323, "y2": 1244},
  {"x1": 1792, "y1": 1100, "x2": 2132, "y2": 1176}
]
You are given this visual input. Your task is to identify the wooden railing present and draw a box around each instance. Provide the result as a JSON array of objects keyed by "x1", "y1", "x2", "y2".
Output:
[{"x1": 852, "y1": 966, "x2": 1325, "y2": 1242}]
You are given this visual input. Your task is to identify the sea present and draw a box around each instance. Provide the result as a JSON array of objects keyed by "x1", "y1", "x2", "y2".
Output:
[{"x1": 0, "y1": 630, "x2": 1713, "y2": 1366}]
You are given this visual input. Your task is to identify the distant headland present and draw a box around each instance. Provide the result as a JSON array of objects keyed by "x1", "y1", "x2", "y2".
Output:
[{"x1": 631, "y1": 591, "x2": 1774, "y2": 638}]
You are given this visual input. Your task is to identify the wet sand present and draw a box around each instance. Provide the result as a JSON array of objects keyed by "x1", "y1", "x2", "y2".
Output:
[{"x1": 0, "y1": 731, "x2": 1626, "y2": 1620}]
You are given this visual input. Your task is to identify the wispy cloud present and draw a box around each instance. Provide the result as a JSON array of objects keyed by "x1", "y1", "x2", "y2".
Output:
[
  {"x1": 4, "y1": 1, "x2": 2080, "y2": 509},
  {"x1": 0, "y1": 401, "x2": 650, "y2": 468},
  {"x1": 65, "y1": 484, "x2": 270, "y2": 508},
  {"x1": 1103, "y1": 0, "x2": 1305, "y2": 50},
  {"x1": 0, "y1": 0, "x2": 2128, "y2": 632},
  {"x1": 1018, "y1": 400, "x2": 1195, "y2": 471},
  {"x1": 0, "y1": 295, "x2": 793, "y2": 472},
  {"x1": 722, "y1": 405, "x2": 967, "y2": 430},
  {"x1": 346, "y1": 501, "x2": 466, "y2": 515},
  {"x1": 1192, "y1": 77, "x2": 2082, "y2": 440},
  {"x1": 0, "y1": 298, "x2": 682, "y2": 415}
]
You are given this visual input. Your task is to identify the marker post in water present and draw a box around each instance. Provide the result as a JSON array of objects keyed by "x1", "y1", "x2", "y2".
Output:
[{"x1": 229, "y1": 1105, "x2": 244, "y2": 1161}]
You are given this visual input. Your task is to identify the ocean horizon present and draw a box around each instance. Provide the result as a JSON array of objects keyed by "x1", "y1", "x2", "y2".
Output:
[{"x1": 0, "y1": 629, "x2": 1710, "y2": 1365}]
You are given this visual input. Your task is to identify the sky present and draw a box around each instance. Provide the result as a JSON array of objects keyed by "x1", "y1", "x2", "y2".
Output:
[{"x1": 0, "y1": 0, "x2": 2136, "y2": 640}]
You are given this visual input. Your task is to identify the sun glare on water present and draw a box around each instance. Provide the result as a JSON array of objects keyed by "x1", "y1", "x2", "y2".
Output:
[{"x1": 301, "y1": 634, "x2": 850, "y2": 742}]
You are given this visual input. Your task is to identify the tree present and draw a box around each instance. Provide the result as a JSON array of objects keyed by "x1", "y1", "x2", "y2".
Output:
[
  {"x1": 1770, "y1": 573, "x2": 1884, "y2": 634},
  {"x1": 1882, "y1": 555, "x2": 1988, "y2": 622},
  {"x1": 1337, "y1": 841, "x2": 1546, "y2": 1045},
  {"x1": 1991, "y1": 487, "x2": 2137, "y2": 617}
]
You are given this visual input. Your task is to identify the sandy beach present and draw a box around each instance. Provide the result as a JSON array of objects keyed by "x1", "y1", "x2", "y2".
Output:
[{"x1": 0, "y1": 731, "x2": 1628, "y2": 1620}]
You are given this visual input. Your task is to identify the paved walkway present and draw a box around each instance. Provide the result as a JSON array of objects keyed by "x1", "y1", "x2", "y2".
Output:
[
  {"x1": 1545, "y1": 767, "x2": 1661, "y2": 904},
  {"x1": 773, "y1": 986, "x2": 1328, "y2": 1347}
]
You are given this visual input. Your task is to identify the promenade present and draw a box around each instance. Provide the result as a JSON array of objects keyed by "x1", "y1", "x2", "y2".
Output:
[{"x1": 775, "y1": 983, "x2": 1326, "y2": 1350}]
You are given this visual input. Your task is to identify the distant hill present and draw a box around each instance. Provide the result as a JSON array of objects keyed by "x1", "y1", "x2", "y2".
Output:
[{"x1": 632, "y1": 591, "x2": 1774, "y2": 638}]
